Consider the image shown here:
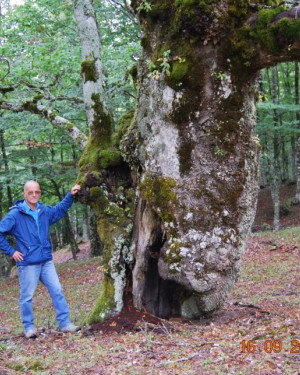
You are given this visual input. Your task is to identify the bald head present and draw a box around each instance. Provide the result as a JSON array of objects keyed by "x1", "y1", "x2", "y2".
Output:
[
  {"x1": 23, "y1": 181, "x2": 41, "y2": 210},
  {"x1": 24, "y1": 180, "x2": 40, "y2": 193}
]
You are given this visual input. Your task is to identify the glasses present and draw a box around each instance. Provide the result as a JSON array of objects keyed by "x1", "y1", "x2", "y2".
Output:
[{"x1": 27, "y1": 191, "x2": 41, "y2": 195}]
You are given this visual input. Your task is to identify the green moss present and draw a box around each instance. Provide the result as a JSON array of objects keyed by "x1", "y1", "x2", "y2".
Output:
[
  {"x1": 84, "y1": 277, "x2": 115, "y2": 325},
  {"x1": 140, "y1": 174, "x2": 177, "y2": 223},
  {"x1": 171, "y1": 60, "x2": 189, "y2": 80},
  {"x1": 33, "y1": 94, "x2": 44, "y2": 101},
  {"x1": 128, "y1": 65, "x2": 138, "y2": 89},
  {"x1": 166, "y1": 59, "x2": 189, "y2": 89},
  {"x1": 49, "y1": 112, "x2": 57, "y2": 121},
  {"x1": 91, "y1": 93, "x2": 113, "y2": 144},
  {"x1": 255, "y1": 7, "x2": 286, "y2": 50},
  {"x1": 99, "y1": 149, "x2": 123, "y2": 168},
  {"x1": 145, "y1": 1, "x2": 173, "y2": 21},
  {"x1": 78, "y1": 137, "x2": 101, "y2": 171},
  {"x1": 173, "y1": 0, "x2": 214, "y2": 33},
  {"x1": 23, "y1": 101, "x2": 38, "y2": 113},
  {"x1": 227, "y1": 0, "x2": 250, "y2": 23},
  {"x1": 81, "y1": 60, "x2": 97, "y2": 82},
  {"x1": 78, "y1": 93, "x2": 114, "y2": 179},
  {"x1": 118, "y1": 111, "x2": 135, "y2": 140},
  {"x1": 89, "y1": 186, "x2": 109, "y2": 209},
  {"x1": 277, "y1": 18, "x2": 300, "y2": 39}
]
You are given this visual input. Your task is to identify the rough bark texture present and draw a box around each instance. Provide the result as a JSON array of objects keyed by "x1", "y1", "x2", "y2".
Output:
[
  {"x1": 119, "y1": 0, "x2": 300, "y2": 319},
  {"x1": 68, "y1": 0, "x2": 300, "y2": 323},
  {"x1": 73, "y1": 0, "x2": 112, "y2": 137}
]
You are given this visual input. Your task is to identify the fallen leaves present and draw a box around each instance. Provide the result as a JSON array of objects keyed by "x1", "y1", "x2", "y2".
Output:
[{"x1": 0, "y1": 230, "x2": 299, "y2": 374}]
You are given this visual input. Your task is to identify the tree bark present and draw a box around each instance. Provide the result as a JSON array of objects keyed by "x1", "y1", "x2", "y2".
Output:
[
  {"x1": 89, "y1": 209, "x2": 103, "y2": 257},
  {"x1": 0, "y1": 180, "x2": 12, "y2": 279},
  {"x1": 269, "y1": 66, "x2": 280, "y2": 231},
  {"x1": 73, "y1": 0, "x2": 113, "y2": 141},
  {"x1": 0, "y1": 128, "x2": 13, "y2": 207},
  {"x1": 82, "y1": 205, "x2": 90, "y2": 242},
  {"x1": 295, "y1": 62, "x2": 300, "y2": 202},
  {"x1": 121, "y1": 1, "x2": 300, "y2": 318}
]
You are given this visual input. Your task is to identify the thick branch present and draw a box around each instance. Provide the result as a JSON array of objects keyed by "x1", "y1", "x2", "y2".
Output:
[
  {"x1": 0, "y1": 100, "x2": 87, "y2": 149},
  {"x1": 273, "y1": 5, "x2": 300, "y2": 21},
  {"x1": 244, "y1": 5, "x2": 300, "y2": 68},
  {"x1": 246, "y1": 5, "x2": 300, "y2": 27}
]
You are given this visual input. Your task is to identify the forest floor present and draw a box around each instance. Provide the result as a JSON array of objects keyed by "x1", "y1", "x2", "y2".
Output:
[{"x1": 0, "y1": 186, "x2": 300, "y2": 374}]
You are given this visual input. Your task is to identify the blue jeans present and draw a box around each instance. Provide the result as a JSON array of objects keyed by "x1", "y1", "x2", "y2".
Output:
[{"x1": 17, "y1": 260, "x2": 71, "y2": 332}]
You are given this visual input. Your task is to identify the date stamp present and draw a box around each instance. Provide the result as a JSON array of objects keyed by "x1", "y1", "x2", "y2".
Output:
[{"x1": 241, "y1": 339, "x2": 300, "y2": 353}]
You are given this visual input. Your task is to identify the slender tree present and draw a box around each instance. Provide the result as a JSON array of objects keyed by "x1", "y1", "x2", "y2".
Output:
[
  {"x1": 267, "y1": 67, "x2": 280, "y2": 231},
  {"x1": 295, "y1": 62, "x2": 300, "y2": 202}
]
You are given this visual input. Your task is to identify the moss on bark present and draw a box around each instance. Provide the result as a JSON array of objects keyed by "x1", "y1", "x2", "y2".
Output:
[
  {"x1": 81, "y1": 60, "x2": 97, "y2": 82},
  {"x1": 84, "y1": 277, "x2": 115, "y2": 324},
  {"x1": 140, "y1": 174, "x2": 177, "y2": 223}
]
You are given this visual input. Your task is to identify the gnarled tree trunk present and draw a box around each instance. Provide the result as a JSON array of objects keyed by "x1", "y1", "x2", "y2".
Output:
[
  {"x1": 121, "y1": 1, "x2": 300, "y2": 319},
  {"x1": 72, "y1": 1, "x2": 300, "y2": 322}
]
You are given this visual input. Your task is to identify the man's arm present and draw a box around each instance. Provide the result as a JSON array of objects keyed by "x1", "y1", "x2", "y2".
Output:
[
  {"x1": 0, "y1": 213, "x2": 23, "y2": 261},
  {"x1": 49, "y1": 184, "x2": 81, "y2": 225}
]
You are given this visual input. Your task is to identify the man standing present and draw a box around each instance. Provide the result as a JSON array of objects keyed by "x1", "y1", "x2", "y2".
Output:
[{"x1": 0, "y1": 180, "x2": 81, "y2": 338}]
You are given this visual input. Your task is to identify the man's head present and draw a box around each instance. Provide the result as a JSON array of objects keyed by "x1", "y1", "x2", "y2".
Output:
[{"x1": 23, "y1": 180, "x2": 41, "y2": 210}]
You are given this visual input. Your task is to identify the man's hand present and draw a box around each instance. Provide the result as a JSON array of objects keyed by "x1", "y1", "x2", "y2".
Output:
[
  {"x1": 12, "y1": 251, "x2": 23, "y2": 262},
  {"x1": 70, "y1": 184, "x2": 81, "y2": 196}
]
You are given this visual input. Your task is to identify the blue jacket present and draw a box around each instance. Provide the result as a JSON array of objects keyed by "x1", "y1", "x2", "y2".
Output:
[{"x1": 0, "y1": 193, "x2": 74, "y2": 266}]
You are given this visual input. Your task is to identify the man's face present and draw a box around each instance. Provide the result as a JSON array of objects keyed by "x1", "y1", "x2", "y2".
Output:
[{"x1": 23, "y1": 182, "x2": 41, "y2": 208}]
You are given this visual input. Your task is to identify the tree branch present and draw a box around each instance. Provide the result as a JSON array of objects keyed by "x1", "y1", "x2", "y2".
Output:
[
  {"x1": 273, "y1": 5, "x2": 300, "y2": 22},
  {"x1": 0, "y1": 99, "x2": 87, "y2": 149},
  {"x1": 0, "y1": 57, "x2": 10, "y2": 82}
]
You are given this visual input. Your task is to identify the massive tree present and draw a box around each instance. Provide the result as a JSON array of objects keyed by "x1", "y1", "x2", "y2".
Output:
[{"x1": 82, "y1": 0, "x2": 300, "y2": 322}]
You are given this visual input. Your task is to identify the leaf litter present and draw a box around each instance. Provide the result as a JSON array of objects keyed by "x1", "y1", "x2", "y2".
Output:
[{"x1": 0, "y1": 229, "x2": 299, "y2": 374}]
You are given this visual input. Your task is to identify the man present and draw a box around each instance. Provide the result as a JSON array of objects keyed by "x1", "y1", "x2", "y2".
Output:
[{"x1": 0, "y1": 180, "x2": 81, "y2": 339}]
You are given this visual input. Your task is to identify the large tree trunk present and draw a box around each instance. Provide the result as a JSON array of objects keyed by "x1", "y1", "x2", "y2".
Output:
[
  {"x1": 122, "y1": 1, "x2": 300, "y2": 319},
  {"x1": 75, "y1": 1, "x2": 300, "y2": 322},
  {"x1": 127, "y1": 15, "x2": 260, "y2": 319}
]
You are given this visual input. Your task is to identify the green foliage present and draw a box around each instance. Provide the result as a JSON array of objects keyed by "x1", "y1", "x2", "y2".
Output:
[{"x1": 137, "y1": 0, "x2": 152, "y2": 13}]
